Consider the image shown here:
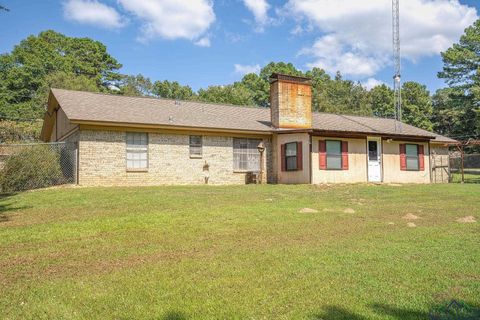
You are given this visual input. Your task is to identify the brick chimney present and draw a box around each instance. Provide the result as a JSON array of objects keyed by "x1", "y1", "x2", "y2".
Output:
[{"x1": 269, "y1": 73, "x2": 312, "y2": 129}]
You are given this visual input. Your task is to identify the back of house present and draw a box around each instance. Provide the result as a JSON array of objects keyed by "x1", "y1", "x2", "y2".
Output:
[{"x1": 41, "y1": 73, "x2": 456, "y2": 186}]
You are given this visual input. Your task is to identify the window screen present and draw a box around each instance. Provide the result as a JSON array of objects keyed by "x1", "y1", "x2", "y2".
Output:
[
  {"x1": 405, "y1": 144, "x2": 419, "y2": 170},
  {"x1": 233, "y1": 138, "x2": 261, "y2": 171},
  {"x1": 285, "y1": 142, "x2": 298, "y2": 171},
  {"x1": 326, "y1": 140, "x2": 342, "y2": 170},
  {"x1": 126, "y1": 132, "x2": 148, "y2": 169},
  {"x1": 189, "y1": 135, "x2": 202, "y2": 157}
]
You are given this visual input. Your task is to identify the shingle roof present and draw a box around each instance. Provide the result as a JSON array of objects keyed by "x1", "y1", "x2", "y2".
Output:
[{"x1": 49, "y1": 88, "x2": 456, "y2": 142}]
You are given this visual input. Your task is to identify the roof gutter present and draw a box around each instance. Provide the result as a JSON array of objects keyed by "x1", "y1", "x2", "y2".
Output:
[{"x1": 72, "y1": 120, "x2": 273, "y2": 136}]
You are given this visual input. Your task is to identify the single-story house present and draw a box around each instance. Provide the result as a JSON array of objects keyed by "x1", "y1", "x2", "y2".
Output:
[{"x1": 41, "y1": 73, "x2": 456, "y2": 186}]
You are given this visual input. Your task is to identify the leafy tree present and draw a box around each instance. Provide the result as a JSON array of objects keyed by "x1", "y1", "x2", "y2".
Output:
[
  {"x1": 197, "y1": 83, "x2": 254, "y2": 106},
  {"x1": 153, "y1": 80, "x2": 195, "y2": 100},
  {"x1": 432, "y1": 88, "x2": 479, "y2": 139},
  {"x1": 118, "y1": 74, "x2": 154, "y2": 97},
  {"x1": 240, "y1": 62, "x2": 305, "y2": 107},
  {"x1": 436, "y1": 19, "x2": 480, "y2": 139},
  {"x1": 0, "y1": 30, "x2": 121, "y2": 119},
  {"x1": 401, "y1": 82, "x2": 433, "y2": 131},
  {"x1": 369, "y1": 84, "x2": 394, "y2": 118}
]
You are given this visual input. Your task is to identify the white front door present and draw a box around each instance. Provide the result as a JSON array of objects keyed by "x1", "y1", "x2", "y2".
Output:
[{"x1": 367, "y1": 138, "x2": 382, "y2": 182}]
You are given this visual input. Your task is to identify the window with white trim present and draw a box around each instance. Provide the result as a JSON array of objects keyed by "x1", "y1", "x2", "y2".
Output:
[
  {"x1": 126, "y1": 132, "x2": 148, "y2": 170},
  {"x1": 233, "y1": 138, "x2": 261, "y2": 171},
  {"x1": 405, "y1": 144, "x2": 419, "y2": 171},
  {"x1": 189, "y1": 135, "x2": 203, "y2": 158},
  {"x1": 326, "y1": 140, "x2": 342, "y2": 170}
]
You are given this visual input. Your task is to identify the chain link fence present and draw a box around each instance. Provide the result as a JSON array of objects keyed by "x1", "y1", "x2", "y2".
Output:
[
  {"x1": 0, "y1": 142, "x2": 77, "y2": 193},
  {"x1": 450, "y1": 153, "x2": 480, "y2": 183}
]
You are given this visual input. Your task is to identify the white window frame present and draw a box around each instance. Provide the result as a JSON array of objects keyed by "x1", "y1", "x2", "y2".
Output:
[
  {"x1": 126, "y1": 132, "x2": 148, "y2": 171},
  {"x1": 405, "y1": 143, "x2": 419, "y2": 171},
  {"x1": 189, "y1": 135, "x2": 203, "y2": 158},
  {"x1": 233, "y1": 138, "x2": 261, "y2": 172},
  {"x1": 326, "y1": 140, "x2": 342, "y2": 170}
]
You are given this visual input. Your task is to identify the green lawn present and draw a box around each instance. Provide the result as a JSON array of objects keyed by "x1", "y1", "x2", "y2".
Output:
[{"x1": 1, "y1": 184, "x2": 479, "y2": 319}]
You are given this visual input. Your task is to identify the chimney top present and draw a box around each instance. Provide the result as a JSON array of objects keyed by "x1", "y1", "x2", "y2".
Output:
[{"x1": 269, "y1": 73, "x2": 311, "y2": 84}]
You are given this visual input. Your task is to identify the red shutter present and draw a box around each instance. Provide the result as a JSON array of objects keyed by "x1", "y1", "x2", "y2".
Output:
[
  {"x1": 281, "y1": 144, "x2": 286, "y2": 171},
  {"x1": 319, "y1": 140, "x2": 327, "y2": 170},
  {"x1": 418, "y1": 144, "x2": 425, "y2": 171},
  {"x1": 341, "y1": 141, "x2": 349, "y2": 170},
  {"x1": 297, "y1": 141, "x2": 303, "y2": 171},
  {"x1": 399, "y1": 144, "x2": 406, "y2": 171}
]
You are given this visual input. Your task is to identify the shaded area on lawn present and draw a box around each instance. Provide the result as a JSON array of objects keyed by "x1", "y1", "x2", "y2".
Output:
[{"x1": 312, "y1": 301, "x2": 480, "y2": 320}]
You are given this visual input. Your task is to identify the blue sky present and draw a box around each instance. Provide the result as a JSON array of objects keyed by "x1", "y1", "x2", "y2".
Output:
[{"x1": 0, "y1": 0, "x2": 479, "y2": 92}]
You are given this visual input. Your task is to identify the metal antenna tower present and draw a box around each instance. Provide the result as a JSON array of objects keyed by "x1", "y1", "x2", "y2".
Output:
[{"x1": 392, "y1": 0, "x2": 402, "y2": 132}]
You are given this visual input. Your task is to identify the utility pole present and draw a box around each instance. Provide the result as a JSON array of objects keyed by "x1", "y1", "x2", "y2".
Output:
[{"x1": 392, "y1": 0, "x2": 402, "y2": 132}]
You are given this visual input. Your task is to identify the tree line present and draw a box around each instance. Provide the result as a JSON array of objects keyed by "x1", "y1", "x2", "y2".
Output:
[{"x1": 1, "y1": 21, "x2": 479, "y2": 142}]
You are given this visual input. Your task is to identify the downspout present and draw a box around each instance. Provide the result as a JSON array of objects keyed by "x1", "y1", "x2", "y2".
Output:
[
  {"x1": 309, "y1": 133, "x2": 312, "y2": 184},
  {"x1": 428, "y1": 141, "x2": 432, "y2": 183}
]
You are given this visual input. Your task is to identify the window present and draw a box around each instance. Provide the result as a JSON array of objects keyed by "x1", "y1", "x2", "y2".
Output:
[
  {"x1": 233, "y1": 138, "x2": 261, "y2": 171},
  {"x1": 405, "y1": 144, "x2": 419, "y2": 170},
  {"x1": 368, "y1": 141, "x2": 378, "y2": 161},
  {"x1": 285, "y1": 142, "x2": 298, "y2": 171},
  {"x1": 189, "y1": 135, "x2": 202, "y2": 158},
  {"x1": 126, "y1": 132, "x2": 148, "y2": 170},
  {"x1": 326, "y1": 140, "x2": 342, "y2": 170}
]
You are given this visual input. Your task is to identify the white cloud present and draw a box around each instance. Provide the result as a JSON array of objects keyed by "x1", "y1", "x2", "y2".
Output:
[
  {"x1": 289, "y1": 0, "x2": 478, "y2": 78},
  {"x1": 234, "y1": 64, "x2": 261, "y2": 75},
  {"x1": 63, "y1": 0, "x2": 125, "y2": 29},
  {"x1": 362, "y1": 78, "x2": 385, "y2": 91},
  {"x1": 118, "y1": 0, "x2": 215, "y2": 43},
  {"x1": 194, "y1": 37, "x2": 211, "y2": 47},
  {"x1": 243, "y1": 0, "x2": 270, "y2": 31}
]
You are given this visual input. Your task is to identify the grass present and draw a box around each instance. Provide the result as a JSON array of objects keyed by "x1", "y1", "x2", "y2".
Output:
[
  {"x1": 0, "y1": 184, "x2": 479, "y2": 319},
  {"x1": 451, "y1": 171, "x2": 480, "y2": 183}
]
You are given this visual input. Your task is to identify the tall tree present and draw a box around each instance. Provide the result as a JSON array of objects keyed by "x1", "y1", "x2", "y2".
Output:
[
  {"x1": 401, "y1": 82, "x2": 433, "y2": 131},
  {"x1": 369, "y1": 84, "x2": 394, "y2": 118},
  {"x1": 0, "y1": 30, "x2": 121, "y2": 119},
  {"x1": 436, "y1": 19, "x2": 480, "y2": 138},
  {"x1": 153, "y1": 80, "x2": 195, "y2": 100},
  {"x1": 198, "y1": 83, "x2": 254, "y2": 106}
]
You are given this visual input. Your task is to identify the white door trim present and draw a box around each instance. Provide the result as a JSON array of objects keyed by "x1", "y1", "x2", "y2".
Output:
[{"x1": 367, "y1": 137, "x2": 383, "y2": 182}]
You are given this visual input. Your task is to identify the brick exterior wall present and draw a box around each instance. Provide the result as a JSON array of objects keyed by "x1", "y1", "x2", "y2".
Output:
[
  {"x1": 270, "y1": 80, "x2": 312, "y2": 129},
  {"x1": 77, "y1": 129, "x2": 272, "y2": 186}
]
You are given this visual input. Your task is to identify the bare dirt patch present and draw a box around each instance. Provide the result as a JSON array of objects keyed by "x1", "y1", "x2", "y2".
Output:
[
  {"x1": 456, "y1": 216, "x2": 476, "y2": 223},
  {"x1": 403, "y1": 213, "x2": 419, "y2": 220},
  {"x1": 343, "y1": 208, "x2": 355, "y2": 214},
  {"x1": 299, "y1": 208, "x2": 318, "y2": 213},
  {"x1": 407, "y1": 222, "x2": 416, "y2": 227}
]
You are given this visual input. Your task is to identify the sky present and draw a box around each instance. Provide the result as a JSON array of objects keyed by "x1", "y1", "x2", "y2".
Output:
[{"x1": 0, "y1": 0, "x2": 479, "y2": 92}]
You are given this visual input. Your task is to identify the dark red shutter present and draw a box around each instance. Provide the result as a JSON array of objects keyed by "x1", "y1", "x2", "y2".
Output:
[
  {"x1": 399, "y1": 144, "x2": 406, "y2": 171},
  {"x1": 297, "y1": 141, "x2": 303, "y2": 171},
  {"x1": 418, "y1": 144, "x2": 425, "y2": 171},
  {"x1": 281, "y1": 144, "x2": 286, "y2": 171},
  {"x1": 319, "y1": 140, "x2": 326, "y2": 170},
  {"x1": 341, "y1": 141, "x2": 349, "y2": 170}
]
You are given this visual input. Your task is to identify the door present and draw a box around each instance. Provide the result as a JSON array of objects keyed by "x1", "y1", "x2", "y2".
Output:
[{"x1": 368, "y1": 139, "x2": 382, "y2": 182}]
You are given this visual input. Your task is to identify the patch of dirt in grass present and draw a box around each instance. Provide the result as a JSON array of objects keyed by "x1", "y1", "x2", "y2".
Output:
[
  {"x1": 265, "y1": 198, "x2": 273, "y2": 202},
  {"x1": 388, "y1": 183, "x2": 403, "y2": 187},
  {"x1": 322, "y1": 208, "x2": 335, "y2": 212},
  {"x1": 456, "y1": 216, "x2": 476, "y2": 223},
  {"x1": 299, "y1": 208, "x2": 318, "y2": 213},
  {"x1": 343, "y1": 208, "x2": 355, "y2": 214},
  {"x1": 407, "y1": 222, "x2": 416, "y2": 227},
  {"x1": 387, "y1": 222, "x2": 395, "y2": 226},
  {"x1": 403, "y1": 213, "x2": 419, "y2": 220}
]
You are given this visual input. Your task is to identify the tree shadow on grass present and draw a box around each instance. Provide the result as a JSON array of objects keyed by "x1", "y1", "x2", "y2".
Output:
[
  {"x1": 0, "y1": 192, "x2": 30, "y2": 222},
  {"x1": 311, "y1": 306, "x2": 366, "y2": 320},
  {"x1": 371, "y1": 300, "x2": 480, "y2": 320},
  {"x1": 311, "y1": 301, "x2": 480, "y2": 320},
  {"x1": 162, "y1": 311, "x2": 187, "y2": 320}
]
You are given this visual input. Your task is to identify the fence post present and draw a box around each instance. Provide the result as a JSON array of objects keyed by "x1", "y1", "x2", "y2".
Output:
[{"x1": 461, "y1": 145, "x2": 465, "y2": 184}]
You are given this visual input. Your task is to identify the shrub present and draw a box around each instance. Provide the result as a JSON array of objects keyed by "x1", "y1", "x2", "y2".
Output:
[{"x1": 0, "y1": 145, "x2": 64, "y2": 192}]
